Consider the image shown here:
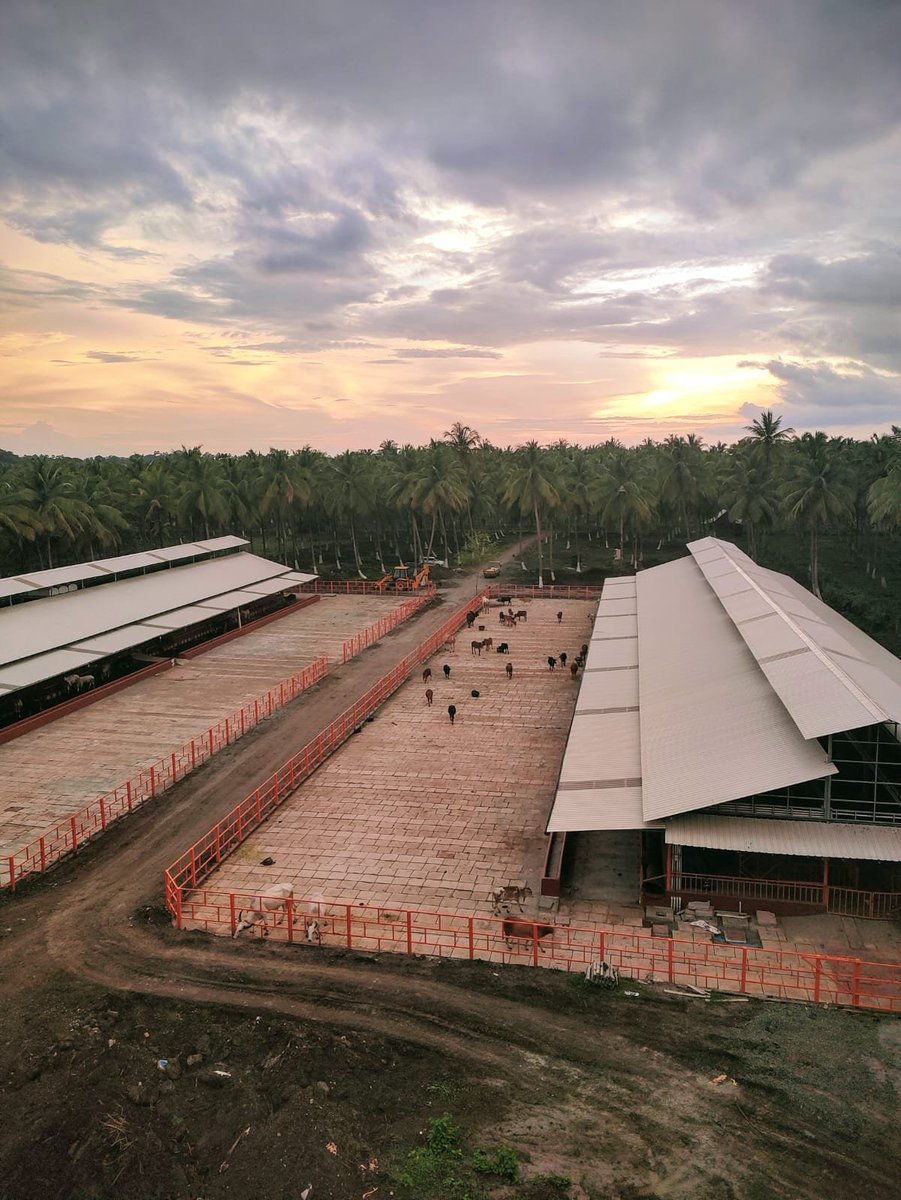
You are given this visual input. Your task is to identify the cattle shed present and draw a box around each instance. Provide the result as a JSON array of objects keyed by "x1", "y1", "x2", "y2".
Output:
[
  {"x1": 547, "y1": 537, "x2": 901, "y2": 919},
  {"x1": 0, "y1": 538, "x2": 316, "y2": 728}
]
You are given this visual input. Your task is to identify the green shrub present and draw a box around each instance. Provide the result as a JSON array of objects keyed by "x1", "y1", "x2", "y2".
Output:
[{"x1": 472, "y1": 1143, "x2": 520, "y2": 1181}]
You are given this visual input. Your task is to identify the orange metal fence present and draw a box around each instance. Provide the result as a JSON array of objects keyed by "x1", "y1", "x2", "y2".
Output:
[
  {"x1": 164, "y1": 591, "x2": 488, "y2": 911},
  {"x1": 2, "y1": 656, "x2": 328, "y2": 892},
  {"x1": 341, "y1": 591, "x2": 435, "y2": 663},
  {"x1": 485, "y1": 584, "x2": 607, "y2": 600},
  {"x1": 675, "y1": 872, "x2": 901, "y2": 920},
  {"x1": 175, "y1": 890, "x2": 901, "y2": 1013},
  {"x1": 301, "y1": 579, "x2": 436, "y2": 596}
]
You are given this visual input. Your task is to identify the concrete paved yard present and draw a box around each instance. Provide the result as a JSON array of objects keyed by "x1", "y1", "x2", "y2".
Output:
[
  {"x1": 189, "y1": 598, "x2": 598, "y2": 922},
  {"x1": 0, "y1": 593, "x2": 406, "y2": 859}
]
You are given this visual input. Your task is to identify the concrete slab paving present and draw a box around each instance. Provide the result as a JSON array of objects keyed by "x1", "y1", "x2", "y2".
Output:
[
  {"x1": 0, "y1": 593, "x2": 408, "y2": 859},
  {"x1": 187, "y1": 598, "x2": 599, "y2": 925}
]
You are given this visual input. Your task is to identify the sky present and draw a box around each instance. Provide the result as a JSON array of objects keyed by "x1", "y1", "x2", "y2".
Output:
[{"x1": 1, "y1": 0, "x2": 900, "y2": 457}]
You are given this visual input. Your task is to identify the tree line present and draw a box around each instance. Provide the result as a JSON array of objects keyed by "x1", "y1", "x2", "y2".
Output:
[{"x1": 1, "y1": 416, "x2": 899, "y2": 607}]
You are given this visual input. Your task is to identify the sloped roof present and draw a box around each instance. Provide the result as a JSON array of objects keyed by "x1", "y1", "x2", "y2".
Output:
[
  {"x1": 0, "y1": 553, "x2": 317, "y2": 693},
  {"x1": 637, "y1": 556, "x2": 835, "y2": 821},
  {"x1": 546, "y1": 576, "x2": 655, "y2": 833},
  {"x1": 666, "y1": 813, "x2": 901, "y2": 863},
  {"x1": 689, "y1": 537, "x2": 901, "y2": 737}
]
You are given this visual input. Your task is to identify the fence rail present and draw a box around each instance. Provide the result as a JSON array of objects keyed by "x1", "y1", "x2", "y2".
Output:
[
  {"x1": 341, "y1": 591, "x2": 434, "y2": 663},
  {"x1": 675, "y1": 872, "x2": 901, "y2": 919},
  {"x1": 165, "y1": 591, "x2": 488, "y2": 911},
  {"x1": 301, "y1": 579, "x2": 436, "y2": 596},
  {"x1": 2, "y1": 656, "x2": 328, "y2": 892},
  {"x1": 175, "y1": 890, "x2": 901, "y2": 1013},
  {"x1": 486, "y1": 584, "x2": 607, "y2": 600}
]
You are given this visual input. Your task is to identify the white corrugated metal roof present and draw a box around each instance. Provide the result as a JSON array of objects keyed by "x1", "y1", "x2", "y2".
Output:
[
  {"x1": 666, "y1": 814, "x2": 901, "y2": 863},
  {"x1": 195, "y1": 589, "x2": 272, "y2": 611},
  {"x1": 689, "y1": 537, "x2": 901, "y2": 736},
  {"x1": 0, "y1": 647, "x2": 101, "y2": 690},
  {"x1": 0, "y1": 554, "x2": 306, "y2": 690},
  {"x1": 139, "y1": 605, "x2": 221, "y2": 630},
  {"x1": 71, "y1": 624, "x2": 166, "y2": 654},
  {"x1": 0, "y1": 538, "x2": 249, "y2": 598},
  {"x1": 194, "y1": 535, "x2": 249, "y2": 551},
  {"x1": 547, "y1": 786, "x2": 659, "y2": 833},
  {"x1": 92, "y1": 550, "x2": 169, "y2": 573},
  {"x1": 0, "y1": 578, "x2": 37, "y2": 600},
  {"x1": 545, "y1": 576, "x2": 649, "y2": 833},
  {"x1": 16, "y1": 563, "x2": 109, "y2": 588},
  {"x1": 146, "y1": 543, "x2": 208, "y2": 562},
  {"x1": 637, "y1": 557, "x2": 835, "y2": 821}
]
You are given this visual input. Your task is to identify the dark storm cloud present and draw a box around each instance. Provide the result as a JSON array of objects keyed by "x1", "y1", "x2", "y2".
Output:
[
  {"x1": 2, "y1": 0, "x2": 901, "y2": 429},
  {"x1": 764, "y1": 250, "x2": 901, "y2": 308}
]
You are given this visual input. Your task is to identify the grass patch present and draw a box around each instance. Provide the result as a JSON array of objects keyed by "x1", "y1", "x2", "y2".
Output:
[{"x1": 393, "y1": 1115, "x2": 563, "y2": 1199}]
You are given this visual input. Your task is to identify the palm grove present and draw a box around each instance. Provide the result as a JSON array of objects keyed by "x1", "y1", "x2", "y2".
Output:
[{"x1": 1, "y1": 416, "x2": 900, "y2": 650}]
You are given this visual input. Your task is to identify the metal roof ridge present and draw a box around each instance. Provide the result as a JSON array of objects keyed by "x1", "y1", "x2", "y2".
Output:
[{"x1": 698, "y1": 538, "x2": 888, "y2": 727}]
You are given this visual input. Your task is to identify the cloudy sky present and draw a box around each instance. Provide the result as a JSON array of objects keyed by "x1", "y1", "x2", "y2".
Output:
[{"x1": 2, "y1": 0, "x2": 900, "y2": 456}]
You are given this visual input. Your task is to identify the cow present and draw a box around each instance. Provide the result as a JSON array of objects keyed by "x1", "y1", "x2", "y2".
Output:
[
  {"x1": 496, "y1": 642, "x2": 509, "y2": 654},
  {"x1": 490, "y1": 884, "x2": 533, "y2": 913},
  {"x1": 502, "y1": 918, "x2": 555, "y2": 951},
  {"x1": 233, "y1": 883, "x2": 294, "y2": 937},
  {"x1": 425, "y1": 688, "x2": 434, "y2": 706},
  {"x1": 471, "y1": 640, "x2": 483, "y2": 656},
  {"x1": 422, "y1": 667, "x2": 432, "y2": 683},
  {"x1": 64, "y1": 673, "x2": 95, "y2": 692}
]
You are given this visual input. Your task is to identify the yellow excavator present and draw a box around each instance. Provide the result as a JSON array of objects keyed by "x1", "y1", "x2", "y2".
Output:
[{"x1": 391, "y1": 562, "x2": 431, "y2": 591}]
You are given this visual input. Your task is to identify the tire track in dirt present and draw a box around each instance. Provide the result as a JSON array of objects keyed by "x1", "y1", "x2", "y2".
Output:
[{"x1": 2, "y1": 550, "x2": 601, "y2": 1071}]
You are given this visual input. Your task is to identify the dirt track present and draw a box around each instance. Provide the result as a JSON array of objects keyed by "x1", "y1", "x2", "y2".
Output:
[{"x1": 1, "y1": 550, "x2": 900, "y2": 1200}]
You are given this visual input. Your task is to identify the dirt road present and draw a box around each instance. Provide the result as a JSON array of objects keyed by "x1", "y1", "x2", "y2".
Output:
[{"x1": 1, "y1": 547, "x2": 899, "y2": 1200}]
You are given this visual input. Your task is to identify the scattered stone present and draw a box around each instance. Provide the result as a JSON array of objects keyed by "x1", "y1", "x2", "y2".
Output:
[
  {"x1": 186, "y1": 1053, "x2": 204, "y2": 1068},
  {"x1": 314, "y1": 1080, "x2": 330, "y2": 1097},
  {"x1": 199, "y1": 1068, "x2": 232, "y2": 1088},
  {"x1": 125, "y1": 1083, "x2": 150, "y2": 1106}
]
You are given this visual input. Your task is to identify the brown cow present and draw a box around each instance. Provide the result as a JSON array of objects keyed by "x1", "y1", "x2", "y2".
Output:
[
  {"x1": 425, "y1": 688, "x2": 434, "y2": 706},
  {"x1": 471, "y1": 640, "x2": 483, "y2": 655},
  {"x1": 502, "y1": 918, "x2": 555, "y2": 950}
]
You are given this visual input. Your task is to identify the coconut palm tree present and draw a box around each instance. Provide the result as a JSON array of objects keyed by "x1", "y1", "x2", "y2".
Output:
[
  {"x1": 16, "y1": 456, "x2": 90, "y2": 567},
  {"x1": 720, "y1": 449, "x2": 779, "y2": 560},
  {"x1": 781, "y1": 433, "x2": 853, "y2": 599},
  {"x1": 410, "y1": 441, "x2": 470, "y2": 560},
  {"x1": 744, "y1": 409, "x2": 795, "y2": 468},
  {"x1": 171, "y1": 447, "x2": 231, "y2": 540},
  {"x1": 599, "y1": 449, "x2": 655, "y2": 568},
  {"x1": 328, "y1": 450, "x2": 373, "y2": 576},
  {"x1": 867, "y1": 426, "x2": 901, "y2": 531},
  {"x1": 502, "y1": 441, "x2": 560, "y2": 587}
]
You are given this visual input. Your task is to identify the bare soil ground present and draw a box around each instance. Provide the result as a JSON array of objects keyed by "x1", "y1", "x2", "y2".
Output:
[{"x1": 1, "y1": 555, "x2": 900, "y2": 1199}]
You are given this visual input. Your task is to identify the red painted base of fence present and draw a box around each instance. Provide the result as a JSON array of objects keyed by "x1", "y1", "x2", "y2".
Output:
[
  {"x1": 2, "y1": 655, "x2": 328, "y2": 892},
  {"x1": 177, "y1": 888, "x2": 901, "y2": 1013},
  {"x1": 164, "y1": 591, "x2": 489, "y2": 908}
]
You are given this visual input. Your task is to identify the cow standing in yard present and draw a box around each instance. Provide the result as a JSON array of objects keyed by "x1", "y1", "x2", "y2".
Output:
[
  {"x1": 425, "y1": 688, "x2": 434, "y2": 706},
  {"x1": 448, "y1": 704, "x2": 457, "y2": 725},
  {"x1": 505, "y1": 662, "x2": 513, "y2": 680}
]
